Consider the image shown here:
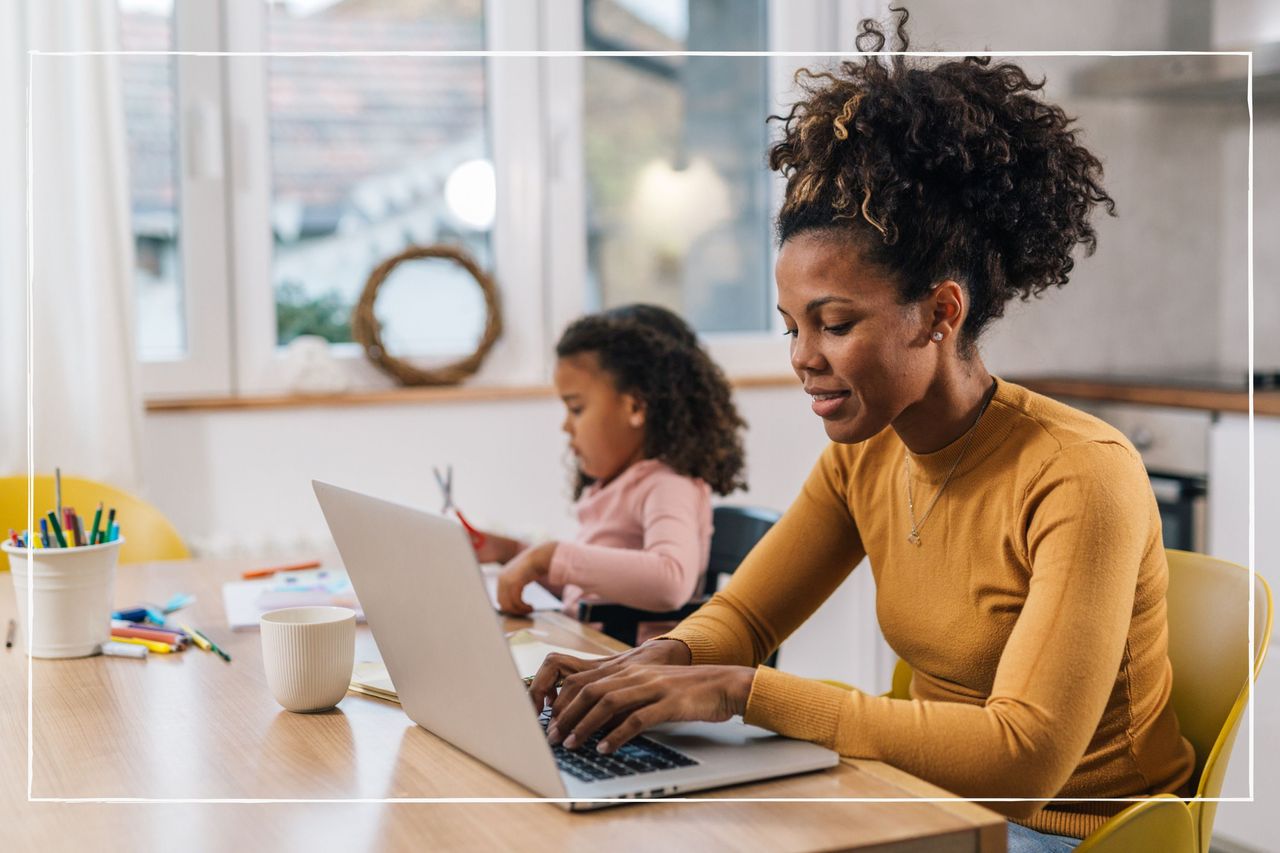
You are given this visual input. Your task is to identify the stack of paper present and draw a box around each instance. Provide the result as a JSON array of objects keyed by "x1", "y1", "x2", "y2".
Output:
[{"x1": 222, "y1": 568, "x2": 364, "y2": 631}]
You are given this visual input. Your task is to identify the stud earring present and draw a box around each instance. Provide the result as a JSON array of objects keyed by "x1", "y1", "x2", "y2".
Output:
[{"x1": 931, "y1": 332, "x2": 944, "y2": 342}]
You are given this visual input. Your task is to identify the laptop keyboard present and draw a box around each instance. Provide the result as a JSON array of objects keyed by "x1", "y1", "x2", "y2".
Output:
[{"x1": 538, "y1": 707, "x2": 698, "y2": 782}]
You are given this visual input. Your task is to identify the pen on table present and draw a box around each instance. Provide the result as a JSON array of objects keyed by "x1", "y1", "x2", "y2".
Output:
[
  {"x1": 90, "y1": 502, "x2": 103, "y2": 545},
  {"x1": 5, "y1": 619, "x2": 14, "y2": 649},
  {"x1": 241, "y1": 559, "x2": 322, "y2": 580},
  {"x1": 111, "y1": 626, "x2": 190, "y2": 646},
  {"x1": 101, "y1": 641, "x2": 148, "y2": 659},
  {"x1": 177, "y1": 622, "x2": 230, "y2": 661},
  {"x1": 161, "y1": 593, "x2": 195, "y2": 613},
  {"x1": 108, "y1": 636, "x2": 178, "y2": 654},
  {"x1": 114, "y1": 619, "x2": 188, "y2": 638},
  {"x1": 46, "y1": 512, "x2": 67, "y2": 548},
  {"x1": 203, "y1": 632, "x2": 232, "y2": 663},
  {"x1": 193, "y1": 626, "x2": 231, "y2": 663},
  {"x1": 180, "y1": 623, "x2": 212, "y2": 652}
]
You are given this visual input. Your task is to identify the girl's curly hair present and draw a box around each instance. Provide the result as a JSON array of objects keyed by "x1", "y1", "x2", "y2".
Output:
[
  {"x1": 769, "y1": 6, "x2": 1116, "y2": 348},
  {"x1": 556, "y1": 304, "x2": 748, "y2": 499}
]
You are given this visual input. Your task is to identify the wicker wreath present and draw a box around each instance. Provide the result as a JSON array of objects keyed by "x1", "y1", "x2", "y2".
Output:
[{"x1": 351, "y1": 244, "x2": 503, "y2": 386}]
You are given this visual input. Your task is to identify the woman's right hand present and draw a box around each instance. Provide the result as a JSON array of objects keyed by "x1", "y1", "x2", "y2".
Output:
[{"x1": 528, "y1": 638, "x2": 692, "y2": 711}]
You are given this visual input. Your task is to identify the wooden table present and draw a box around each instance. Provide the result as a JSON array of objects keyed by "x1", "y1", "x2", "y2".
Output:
[{"x1": 0, "y1": 559, "x2": 1006, "y2": 852}]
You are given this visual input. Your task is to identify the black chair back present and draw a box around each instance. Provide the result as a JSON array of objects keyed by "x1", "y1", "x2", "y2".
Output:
[
  {"x1": 702, "y1": 505, "x2": 782, "y2": 595},
  {"x1": 580, "y1": 505, "x2": 782, "y2": 664}
]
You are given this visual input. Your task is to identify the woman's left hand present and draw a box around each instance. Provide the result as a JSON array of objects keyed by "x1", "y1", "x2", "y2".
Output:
[
  {"x1": 495, "y1": 541, "x2": 557, "y2": 615},
  {"x1": 546, "y1": 663, "x2": 756, "y2": 754}
]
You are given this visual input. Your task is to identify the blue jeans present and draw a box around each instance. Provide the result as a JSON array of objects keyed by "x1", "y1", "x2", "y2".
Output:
[{"x1": 1007, "y1": 822, "x2": 1081, "y2": 852}]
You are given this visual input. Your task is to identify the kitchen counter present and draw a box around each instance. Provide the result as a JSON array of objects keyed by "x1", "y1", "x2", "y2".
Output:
[{"x1": 1007, "y1": 375, "x2": 1280, "y2": 416}]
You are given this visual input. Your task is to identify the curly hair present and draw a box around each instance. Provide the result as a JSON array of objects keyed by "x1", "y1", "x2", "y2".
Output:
[
  {"x1": 769, "y1": 6, "x2": 1116, "y2": 348},
  {"x1": 556, "y1": 304, "x2": 748, "y2": 499}
]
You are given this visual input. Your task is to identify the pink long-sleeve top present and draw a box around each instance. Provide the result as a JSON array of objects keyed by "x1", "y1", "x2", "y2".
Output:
[{"x1": 543, "y1": 458, "x2": 713, "y2": 614}]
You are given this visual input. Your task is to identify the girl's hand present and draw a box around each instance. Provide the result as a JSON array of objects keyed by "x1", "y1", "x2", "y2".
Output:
[
  {"x1": 495, "y1": 541, "x2": 557, "y2": 614},
  {"x1": 473, "y1": 531, "x2": 524, "y2": 565},
  {"x1": 545, "y1": 662, "x2": 756, "y2": 754}
]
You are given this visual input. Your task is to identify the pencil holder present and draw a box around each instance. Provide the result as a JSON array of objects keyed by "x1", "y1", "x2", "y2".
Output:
[{"x1": 2, "y1": 538, "x2": 123, "y2": 658}]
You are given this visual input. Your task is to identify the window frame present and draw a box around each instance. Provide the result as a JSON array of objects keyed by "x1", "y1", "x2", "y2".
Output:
[
  {"x1": 542, "y1": 0, "x2": 841, "y2": 379},
  {"x1": 137, "y1": 0, "x2": 235, "y2": 398},
  {"x1": 138, "y1": 0, "x2": 843, "y2": 399}
]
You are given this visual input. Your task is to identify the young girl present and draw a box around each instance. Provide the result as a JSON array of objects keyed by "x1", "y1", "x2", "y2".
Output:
[{"x1": 476, "y1": 304, "x2": 747, "y2": 617}]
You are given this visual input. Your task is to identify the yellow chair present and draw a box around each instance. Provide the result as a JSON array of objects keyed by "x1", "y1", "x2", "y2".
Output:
[
  {"x1": 885, "y1": 549, "x2": 1272, "y2": 853},
  {"x1": 0, "y1": 475, "x2": 189, "y2": 564}
]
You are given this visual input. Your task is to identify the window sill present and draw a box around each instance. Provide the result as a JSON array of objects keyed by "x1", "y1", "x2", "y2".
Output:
[{"x1": 144, "y1": 374, "x2": 800, "y2": 413}]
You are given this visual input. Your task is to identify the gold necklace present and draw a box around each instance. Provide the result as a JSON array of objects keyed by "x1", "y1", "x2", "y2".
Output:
[{"x1": 903, "y1": 381, "x2": 996, "y2": 546}]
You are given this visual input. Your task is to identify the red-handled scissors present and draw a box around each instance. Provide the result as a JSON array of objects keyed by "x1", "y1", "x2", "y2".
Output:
[{"x1": 433, "y1": 465, "x2": 486, "y2": 550}]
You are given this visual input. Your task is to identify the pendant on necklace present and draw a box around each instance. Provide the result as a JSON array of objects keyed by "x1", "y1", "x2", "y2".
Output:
[{"x1": 907, "y1": 530, "x2": 921, "y2": 546}]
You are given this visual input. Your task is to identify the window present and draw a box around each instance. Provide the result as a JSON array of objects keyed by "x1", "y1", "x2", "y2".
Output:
[
  {"x1": 582, "y1": 0, "x2": 773, "y2": 333},
  {"x1": 122, "y1": 0, "x2": 835, "y2": 398},
  {"x1": 119, "y1": 0, "x2": 185, "y2": 362},
  {"x1": 264, "y1": 1, "x2": 492, "y2": 356}
]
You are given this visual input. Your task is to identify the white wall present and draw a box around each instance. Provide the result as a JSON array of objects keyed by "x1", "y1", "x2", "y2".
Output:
[
  {"x1": 141, "y1": 384, "x2": 893, "y2": 692},
  {"x1": 840, "y1": 0, "x2": 1271, "y2": 377}
]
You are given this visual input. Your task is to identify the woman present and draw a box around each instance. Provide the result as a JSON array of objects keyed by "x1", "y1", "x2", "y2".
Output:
[{"x1": 528, "y1": 10, "x2": 1194, "y2": 851}]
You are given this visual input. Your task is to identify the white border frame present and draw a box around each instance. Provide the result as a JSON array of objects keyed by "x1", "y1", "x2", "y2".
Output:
[{"x1": 26, "y1": 45, "x2": 1258, "y2": 812}]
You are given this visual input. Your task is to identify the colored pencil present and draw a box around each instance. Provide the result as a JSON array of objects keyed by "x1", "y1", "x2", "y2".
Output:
[
  {"x1": 90, "y1": 503, "x2": 103, "y2": 545},
  {"x1": 46, "y1": 512, "x2": 67, "y2": 548},
  {"x1": 109, "y1": 636, "x2": 178, "y2": 654},
  {"x1": 64, "y1": 508, "x2": 80, "y2": 547},
  {"x1": 241, "y1": 559, "x2": 322, "y2": 580},
  {"x1": 111, "y1": 626, "x2": 190, "y2": 646}
]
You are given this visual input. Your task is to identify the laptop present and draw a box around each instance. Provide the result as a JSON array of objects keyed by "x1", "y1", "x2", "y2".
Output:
[{"x1": 312, "y1": 480, "x2": 839, "y2": 809}]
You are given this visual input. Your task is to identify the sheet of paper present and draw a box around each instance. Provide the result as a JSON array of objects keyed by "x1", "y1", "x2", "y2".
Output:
[
  {"x1": 222, "y1": 568, "x2": 365, "y2": 630},
  {"x1": 348, "y1": 637, "x2": 607, "y2": 702},
  {"x1": 508, "y1": 637, "x2": 608, "y2": 681},
  {"x1": 350, "y1": 660, "x2": 396, "y2": 696},
  {"x1": 482, "y1": 573, "x2": 563, "y2": 612}
]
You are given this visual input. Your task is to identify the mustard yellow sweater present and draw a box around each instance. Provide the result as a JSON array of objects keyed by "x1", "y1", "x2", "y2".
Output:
[{"x1": 665, "y1": 379, "x2": 1194, "y2": 838}]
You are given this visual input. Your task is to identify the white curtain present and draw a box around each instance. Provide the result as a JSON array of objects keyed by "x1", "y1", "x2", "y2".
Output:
[{"x1": 0, "y1": 0, "x2": 144, "y2": 489}]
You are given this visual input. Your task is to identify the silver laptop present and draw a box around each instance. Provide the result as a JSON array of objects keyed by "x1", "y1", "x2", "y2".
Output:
[{"x1": 312, "y1": 480, "x2": 838, "y2": 809}]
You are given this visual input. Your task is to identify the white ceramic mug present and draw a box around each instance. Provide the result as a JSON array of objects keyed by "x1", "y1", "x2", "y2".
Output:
[{"x1": 260, "y1": 606, "x2": 356, "y2": 713}]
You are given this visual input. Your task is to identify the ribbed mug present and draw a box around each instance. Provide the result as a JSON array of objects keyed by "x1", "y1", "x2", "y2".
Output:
[{"x1": 260, "y1": 606, "x2": 356, "y2": 712}]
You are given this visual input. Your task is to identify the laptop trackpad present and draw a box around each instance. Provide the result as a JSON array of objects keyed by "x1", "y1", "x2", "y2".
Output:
[{"x1": 647, "y1": 719, "x2": 789, "y2": 750}]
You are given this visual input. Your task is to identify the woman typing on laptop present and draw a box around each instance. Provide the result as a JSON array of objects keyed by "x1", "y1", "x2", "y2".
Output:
[
  {"x1": 528, "y1": 10, "x2": 1194, "y2": 852},
  {"x1": 474, "y1": 304, "x2": 748, "y2": 623}
]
